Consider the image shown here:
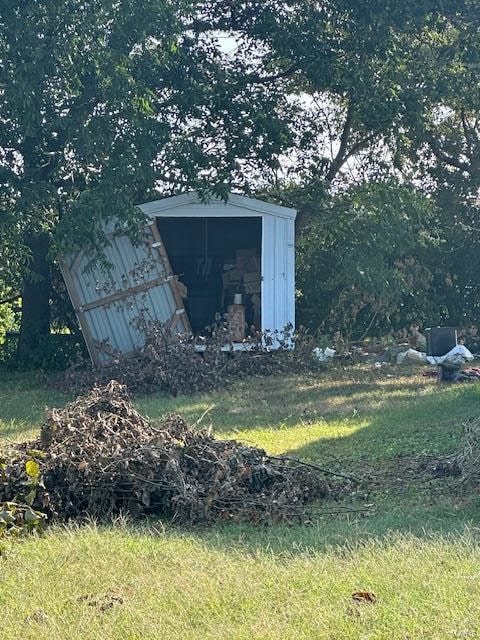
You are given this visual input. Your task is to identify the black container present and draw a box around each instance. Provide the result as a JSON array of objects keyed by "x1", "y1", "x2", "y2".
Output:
[{"x1": 426, "y1": 327, "x2": 457, "y2": 357}]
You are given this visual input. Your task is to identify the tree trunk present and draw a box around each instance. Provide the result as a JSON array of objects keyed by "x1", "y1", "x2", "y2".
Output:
[{"x1": 17, "y1": 232, "x2": 51, "y2": 362}]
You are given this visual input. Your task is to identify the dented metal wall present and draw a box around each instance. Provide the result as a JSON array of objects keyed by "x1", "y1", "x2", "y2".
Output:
[{"x1": 60, "y1": 221, "x2": 190, "y2": 365}]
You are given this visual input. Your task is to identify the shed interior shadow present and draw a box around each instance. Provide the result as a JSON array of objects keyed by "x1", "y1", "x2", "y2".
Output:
[{"x1": 156, "y1": 217, "x2": 262, "y2": 335}]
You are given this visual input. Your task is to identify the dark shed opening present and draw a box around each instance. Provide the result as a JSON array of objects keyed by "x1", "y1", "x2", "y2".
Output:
[{"x1": 156, "y1": 217, "x2": 262, "y2": 336}]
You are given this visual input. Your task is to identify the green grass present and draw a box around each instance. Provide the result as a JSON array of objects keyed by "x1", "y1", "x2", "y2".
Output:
[{"x1": 1, "y1": 365, "x2": 480, "y2": 639}]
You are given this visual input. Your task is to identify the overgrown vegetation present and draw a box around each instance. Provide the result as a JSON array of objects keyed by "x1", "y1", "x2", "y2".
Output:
[
  {"x1": 49, "y1": 324, "x2": 323, "y2": 395},
  {"x1": 294, "y1": 182, "x2": 441, "y2": 337}
]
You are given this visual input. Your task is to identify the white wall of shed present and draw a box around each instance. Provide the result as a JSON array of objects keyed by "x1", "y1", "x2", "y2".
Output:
[{"x1": 261, "y1": 215, "x2": 295, "y2": 335}]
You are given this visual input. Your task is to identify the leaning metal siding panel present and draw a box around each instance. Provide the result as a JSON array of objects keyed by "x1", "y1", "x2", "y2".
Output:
[
  {"x1": 60, "y1": 223, "x2": 190, "y2": 365},
  {"x1": 69, "y1": 229, "x2": 168, "y2": 307}
]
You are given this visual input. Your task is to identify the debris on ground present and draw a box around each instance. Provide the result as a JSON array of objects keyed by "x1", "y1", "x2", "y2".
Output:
[
  {"x1": 0, "y1": 381, "x2": 343, "y2": 530},
  {"x1": 312, "y1": 347, "x2": 336, "y2": 362},
  {"x1": 352, "y1": 591, "x2": 378, "y2": 604},
  {"x1": 396, "y1": 347, "x2": 428, "y2": 364},
  {"x1": 410, "y1": 325, "x2": 427, "y2": 351},
  {"x1": 397, "y1": 344, "x2": 475, "y2": 376},
  {"x1": 427, "y1": 344, "x2": 474, "y2": 366},
  {"x1": 49, "y1": 324, "x2": 328, "y2": 397}
]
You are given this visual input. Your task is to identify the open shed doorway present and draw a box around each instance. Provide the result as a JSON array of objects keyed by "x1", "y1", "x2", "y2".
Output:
[{"x1": 156, "y1": 217, "x2": 262, "y2": 338}]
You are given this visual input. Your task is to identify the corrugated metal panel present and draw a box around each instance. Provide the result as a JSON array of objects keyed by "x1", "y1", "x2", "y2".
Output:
[{"x1": 60, "y1": 223, "x2": 190, "y2": 365}]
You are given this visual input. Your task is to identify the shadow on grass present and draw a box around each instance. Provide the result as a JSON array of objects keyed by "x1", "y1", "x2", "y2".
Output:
[
  {"x1": 101, "y1": 487, "x2": 480, "y2": 557},
  {"x1": 286, "y1": 382, "x2": 480, "y2": 466},
  {"x1": 138, "y1": 377, "x2": 480, "y2": 552}
]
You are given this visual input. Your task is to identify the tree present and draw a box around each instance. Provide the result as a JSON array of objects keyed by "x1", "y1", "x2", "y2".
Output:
[
  {"x1": 0, "y1": 0, "x2": 291, "y2": 362},
  {"x1": 291, "y1": 182, "x2": 440, "y2": 337},
  {"x1": 204, "y1": 1, "x2": 467, "y2": 225},
  {"x1": 392, "y1": 1, "x2": 480, "y2": 325}
]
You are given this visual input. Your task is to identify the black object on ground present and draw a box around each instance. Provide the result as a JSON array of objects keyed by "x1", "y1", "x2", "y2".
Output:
[{"x1": 426, "y1": 327, "x2": 457, "y2": 357}]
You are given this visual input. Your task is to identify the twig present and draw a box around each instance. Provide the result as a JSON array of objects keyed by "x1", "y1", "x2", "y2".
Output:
[
  {"x1": 0, "y1": 293, "x2": 20, "y2": 306},
  {"x1": 194, "y1": 405, "x2": 216, "y2": 427},
  {"x1": 268, "y1": 455, "x2": 360, "y2": 483},
  {"x1": 358, "y1": 311, "x2": 378, "y2": 342}
]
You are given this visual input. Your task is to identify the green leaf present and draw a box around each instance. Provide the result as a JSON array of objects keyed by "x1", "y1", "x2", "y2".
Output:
[
  {"x1": 24, "y1": 508, "x2": 41, "y2": 525},
  {"x1": 25, "y1": 459, "x2": 40, "y2": 479},
  {"x1": 24, "y1": 489, "x2": 37, "y2": 506}
]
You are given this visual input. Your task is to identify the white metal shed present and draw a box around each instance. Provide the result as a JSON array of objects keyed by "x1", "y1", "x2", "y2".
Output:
[{"x1": 60, "y1": 192, "x2": 297, "y2": 365}]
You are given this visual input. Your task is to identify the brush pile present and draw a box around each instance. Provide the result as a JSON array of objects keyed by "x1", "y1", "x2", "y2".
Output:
[
  {"x1": 0, "y1": 381, "x2": 331, "y2": 529},
  {"x1": 452, "y1": 416, "x2": 480, "y2": 482},
  {"x1": 51, "y1": 324, "x2": 323, "y2": 397}
]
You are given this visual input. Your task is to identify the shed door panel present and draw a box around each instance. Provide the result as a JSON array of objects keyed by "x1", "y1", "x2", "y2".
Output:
[
  {"x1": 61, "y1": 223, "x2": 190, "y2": 365},
  {"x1": 261, "y1": 215, "x2": 295, "y2": 336}
]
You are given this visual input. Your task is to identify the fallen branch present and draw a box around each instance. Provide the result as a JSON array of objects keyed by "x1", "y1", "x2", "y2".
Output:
[
  {"x1": 269, "y1": 455, "x2": 360, "y2": 483},
  {"x1": 1, "y1": 382, "x2": 341, "y2": 527}
]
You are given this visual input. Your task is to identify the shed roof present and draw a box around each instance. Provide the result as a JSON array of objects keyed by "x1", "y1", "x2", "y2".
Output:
[{"x1": 137, "y1": 191, "x2": 297, "y2": 220}]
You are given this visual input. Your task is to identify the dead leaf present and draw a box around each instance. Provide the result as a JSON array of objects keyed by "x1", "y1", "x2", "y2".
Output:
[{"x1": 352, "y1": 591, "x2": 377, "y2": 604}]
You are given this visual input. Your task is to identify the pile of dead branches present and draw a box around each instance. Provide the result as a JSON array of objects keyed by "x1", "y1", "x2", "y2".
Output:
[
  {"x1": 0, "y1": 381, "x2": 340, "y2": 528},
  {"x1": 51, "y1": 324, "x2": 323, "y2": 397}
]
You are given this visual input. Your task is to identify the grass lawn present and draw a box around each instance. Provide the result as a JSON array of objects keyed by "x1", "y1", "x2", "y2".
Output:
[{"x1": 1, "y1": 365, "x2": 480, "y2": 639}]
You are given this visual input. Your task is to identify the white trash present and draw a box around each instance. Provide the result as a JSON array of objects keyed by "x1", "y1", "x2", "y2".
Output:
[
  {"x1": 426, "y1": 344, "x2": 474, "y2": 365},
  {"x1": 396, "y1": 348, "x2": 427, "y2": 364},
  {"x1": 313, "y1": 347, "x2": 336, "y2": 362}
]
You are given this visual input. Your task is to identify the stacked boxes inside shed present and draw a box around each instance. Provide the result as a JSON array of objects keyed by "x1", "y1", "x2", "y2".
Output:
[{"x1": 222, "y1": 248, "x2": 261, "y2": 339}]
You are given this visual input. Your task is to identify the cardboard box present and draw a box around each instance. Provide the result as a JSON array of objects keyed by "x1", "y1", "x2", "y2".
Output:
[
  {"x1": 227, "y1": 304, "x2": 246, "y2": 342},
  {"x1": 244, "y1": 271, "x2": 261, "y2": 283},
  {"x1": 236, "y1": 248, "x2": 259, "y2": 271},
  {"x1": 244, "y1": 271, "x2": 261, "y2": 294},
  {"x1": 245, "y1": 256, "x2": 261, "y2": 272},
  {"x1": 222, "y1": 267, "x2": 242, "y2": 285},
  {"x1": 244, "y1": 281, "x2": 261, "y2": 294}
]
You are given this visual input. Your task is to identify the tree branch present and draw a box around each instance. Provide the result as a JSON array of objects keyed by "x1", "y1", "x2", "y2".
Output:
[
  {"x1": 460, "y1": 108, "x2": 474, "y2": 160},
  {"x1": 426, "y1": 130, "x2": 470, "y2": 172},
  {"x1": 0, "y1": 293, "x2": 20, "y2": 306},
  {"x1": 342, "y1": 131, "x2": 380, "y2": 165},
  {"x1": 326, "y1": 99, "x2": 354, "y2": 182},
  {"x1": 231, "y1": 65, "x2": 297, "y2": 88}
]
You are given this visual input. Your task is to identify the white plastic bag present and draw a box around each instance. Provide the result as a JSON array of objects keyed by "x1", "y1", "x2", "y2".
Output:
[
  {"x1": 312, "y1": 347, "x2": 336, "y2": 362},
  {"x1": 426, "y1": 344, "x2": 474, "y2": 365},
  {"x1": 397, "y1": 348, "x2": 427, "y2": 364}
]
